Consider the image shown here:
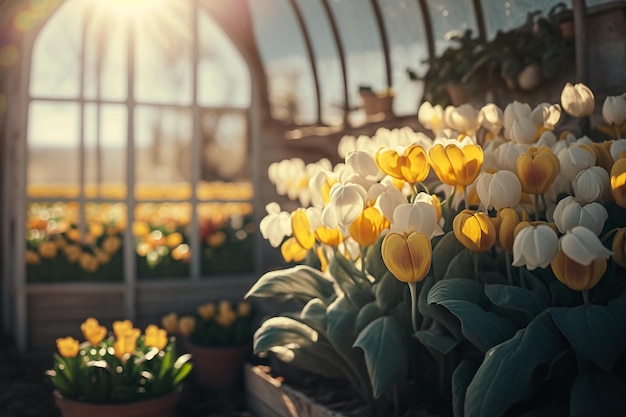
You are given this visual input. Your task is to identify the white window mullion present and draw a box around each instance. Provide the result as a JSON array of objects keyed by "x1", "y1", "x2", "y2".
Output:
[{"x1": 190, "y1": 0, "x2": 201, "y2": 280}]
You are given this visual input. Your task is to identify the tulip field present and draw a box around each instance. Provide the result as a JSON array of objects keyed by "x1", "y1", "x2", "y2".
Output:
[{"x1": 26, "y1": 182, "x2": 255, "y2": 282}]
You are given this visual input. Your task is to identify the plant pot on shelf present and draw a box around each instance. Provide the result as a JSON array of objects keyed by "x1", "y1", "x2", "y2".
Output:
[
  {"x1": 180, "y1": 338, "x2": 249, "y2": 393},
  {"x1": 54, "y1": 390, "x2": 181, "y2": 417}
]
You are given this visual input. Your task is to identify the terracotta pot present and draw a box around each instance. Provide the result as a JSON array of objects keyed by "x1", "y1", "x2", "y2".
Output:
[
  {"x1": 444, "y1": 84, "x2": 470, "y2": 106},
  {"x1": 181, "y1": 338, "x2": 249, "y2": 393},
  {"x1": 54, "y1": 390, "x2": 180, "y2": 417},
  {"x1": 360, "y1": 93, "x2": 379, "y2": 116}
]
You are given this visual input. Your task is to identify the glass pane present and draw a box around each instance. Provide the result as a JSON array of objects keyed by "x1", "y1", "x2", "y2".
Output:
[
  {"x1": 135, "y1": 106, "x2": 192, "y2": 200},
  {"x1": 329, "y1": 0, "x2": 386, "y2": 115},
  {"x1": 84, "y1": 13, "x2": 128, "y2": 101},
  {"x1": 427, "y1": 0, "x2": 478, "y2": 55},
  {"x1": 481, "y1": 0, "x2": 571, "y2": 40},
  {"x1": 29, "y1": 0, "x2": 86, "y2": 98},
  {"x1": 26, "y1": 202, "x2": 125, "y2": 283},
  {"x1": 134, "y1": 2, "x2": 193, "y2": 104},
  {"x1": 249, "y1": 0, "x2": 316, "y2": 124},
  {"x1": 295, "y1": 0, "x2": 344, "y2": 125},
  {"x1": 27, "y1": 101, "x2": 80, "y2": 198},
  {"x1": 379, "y1": 0, "x2": 429, "y2": 115},
  {"x1": 198, "y1": 12, "x2": 251, "y2": 108},
  {"x1": 198, "y1": 111, "x2": 250, "y2": 186},
  {"x1": 134, "y1": 203, "x2": 191, "y2": 279},
  {"x1": 198, "y1": 203, "x2": 255, "y2": 276},
  {"x1": 84, "y1": 104, "x2": 127, "y2": 199}
]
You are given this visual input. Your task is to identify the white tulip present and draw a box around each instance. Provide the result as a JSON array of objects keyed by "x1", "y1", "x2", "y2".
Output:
[
  {"x1": 496, "y1": 142, "x2": 527, "y2": 172},
  {"x1": 531, "y1": 103, "x2": 561, "y2": 129},
  {"x1": 259, "y1": 203, "x2": 292, "y2": 247},
  {"x1": 602, "y1": 95, "x2": 626, "y2": 126},
  {"x1": 480, "y1": 103, "x2": 504, "y2": 135},
  {"x1": 512, "y1": 224, "x2": 559, "y2": 270},
  {"x1": 557, "y1": 144, "x2": 596, "y2": 181},
  {"x1": 560, "y1": 82, "x2": 595, "y2": 118},
  {"x1": 390, "y1": 199, "x2": 443, "y2": 238},
  {"x1": 345, "y1": 150, "x2": 384, "y2": 182},
  {"x1": 509, "y1": 117, "x2": 538, "y2": 144},
  {"x1": 444, "y1": 103, "x2": 481, "y2": 134},
  {"x1": 321, "y1": 183, "x2": 367, "y2": 228},
  {"x1": 552, "y1": 196, "x2": 608, "y2": 235},
  {"x1": 374, "y1": 185, "x2": 406, "y2": 222},
  {"x1": 610, "y1": 138, "x2": 626, "y2": 161},
  {"x1": 559, "y1": 226, "x2": 612, "y2": 266},
  {"x1": 503, "y1": 100, "x2": 532, "y2": 131},
  {"x1": 475, "y1": 170, "x2": 522, "y2": 210},
  {"x1": 418, "y1": 102, "x2": 446, "y2": 133},
  {"x1": 536, "y1": 130, "x2": 557, "y2": 148},
  {"x1": 572, "y1": 166, "x2": 609, "y2": 203}
]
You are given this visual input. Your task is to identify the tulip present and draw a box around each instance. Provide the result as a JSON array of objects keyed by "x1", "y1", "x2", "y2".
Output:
[
  {"x1": 573, "y1": 166, "x2": 609, "y2": 203},
  {"x1": 551, "y1": 249, "x2": 607, "y2": 291},
  {"x1": 497, "y1": 208, "x2": 521, "y2": 252},
  {"x1": 321, "y1": 182, "x2": 367, "y2": 228},
  {"x1": 280, "y1": 237, "x2": 308, "y2": 263},
  {"x1": 590, "y1": 142, "x2": 614, "y2": 173},
  {"x1": 314, "y1": 225, "x2": 343, "y2": 247},
  {"x1": 429, "y1": 143, "x2": 484, "y2": 186},
  {"x1": 512, "y1": 222, "x2": 559, "y2": 270},
  {"x1": 602, "y1": 95, "x2": 626, "y2": 126},
  {"x1": 536, "y1": 130, "x2": 558, "y2": 148},
  {"x1": 38, "y1": 241, "x2": 57, "y2": 259},
  {"x1": 552, "y1": 196, "x2": 608, "y2": 235},
  {"x1": 390, "y1": 200, "x2": 442, "y2": 238},
  {"x1": 503, "y1": 100, "x2": 532, "y2": 132},
  {"x1": 346, "y1": 150, "x2": 384, "y2": 182},
  {"x1": 496, "y1": 142, "x2": 526, "y2": 172},
  {"x1": 381, "y1": 232, "x2": 432, "y2": 283},
  {"x1": 113, "y1": 320, "x2": 134, "y2": 339},
  {"x1": 610, "y1": 139, "x2": 626, "y2": 162},
  {"x1": 557, "y1": 144, "x2": 596, "y2": 181},
  {"x1": 56, "y1": 337, "x2": 79, "y2": 358},
  {"x1": 610, "y1": 155, "x2": 626, "y2": 207},
  {"x1": 531, "y1": 102, "x2": 561, "y2": 130},
  {"x1": 349, "y1": 207, "x2": 389, "y2": 247},
  {"x1": 475, "y1": 170, "x2": 522, "y2": 210},
  {"x1": 560, "y1": 82, "x2": 595, "y2": 118},
  {"x1": 178, "y1": 316, "x2": 196, "y2": 337},
  {"x1": 113, "y1": 327, "x2": 141, "y2": 362},
  {"x1": 509, "y1": 117, "x2": 538, "y2": 144},
  {"x1": 144, "y1": 324, "x2": 168, "y2": 351},
  {"x1": 453, "y1": 210, "x2": 497, "y2": 252},
  {"x1": 161, "y1": 312, "x2": 179, "y2": 334},
  {"x1": 291, "y1": 208, "x2": 315, "y2": 250},
  {"x1": 259, "y1": 203, "x2": 291, "y2": 248},
  {"x1": 612, "y1": 228, "x2": 626, "y2": 269},
  {"x1": 444, "y1": 103, "x2": 481, "y2": 134},
  {"x1": 480, "y1": 103, "x2": 504, "y2": 135},
  {"x1": 197, "y1": 303, "x2": 216, "y2": 320},
  {"x1": 80, "y1": 317, "x2": 107, "y2": 347},
  {"x1": 376, "y1": 185, "x2": 407, "y2": 222},
  {"x1": 375, "y1": 144, "x2": 430, "y2": 184},
  {"x1": 559, "y1": 226, "x2": 612, "y2": 266},
  {"x1": 516, "y1": 147, "x2": 560, "y2": 195},
  {"x1": 418, "y1": 102, "x2": 446, "y2": 133}
]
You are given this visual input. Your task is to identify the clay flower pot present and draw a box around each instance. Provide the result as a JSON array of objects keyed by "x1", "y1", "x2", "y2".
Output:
[{"x1": 54, "y1": 390, "x2": 180, "y2": 417}]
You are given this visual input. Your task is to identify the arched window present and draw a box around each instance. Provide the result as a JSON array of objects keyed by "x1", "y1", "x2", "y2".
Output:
[{"x1": 17, "y1": 0, "x2": 256, "y2": 350}]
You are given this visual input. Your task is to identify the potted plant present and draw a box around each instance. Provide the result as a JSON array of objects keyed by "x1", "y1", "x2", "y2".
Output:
[
  {"x1": 248, "y1": 83, "x2": 626, "y2": 416},
  {"x1": 161, "y1": 300, "x2": 253, "y2": 393},
  {"x1": 48, "y1": 317, "x2": 192, "y2": 417},
  {"x1": 359, "y1": 85, "x2": 395, "y2": 118}
]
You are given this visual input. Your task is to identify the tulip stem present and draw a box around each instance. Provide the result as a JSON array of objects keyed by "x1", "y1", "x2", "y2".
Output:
[
  {"x1": 464, "y1": 186, "x2": 469, "y2": 210},
  {"x1": 582, "y1": 289, "x2": 590, "y2": 305},
  {"x1": 505, "y1": 251, "x2": 514, "y2": 286},
  {"x1": 408, "y1": 282, "x2": 418, "y2": 334},
  {"x1": 533, "y1": 194, "x2": 540, "y2": 221},
  {"x1": 615, "y1": 125, "x2": 621, "y2": 140}
]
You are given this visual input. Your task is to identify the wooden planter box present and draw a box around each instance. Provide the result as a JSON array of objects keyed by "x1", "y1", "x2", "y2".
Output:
[{"x1": 244, "y1": 363, "x2": 347, "y2": 417}]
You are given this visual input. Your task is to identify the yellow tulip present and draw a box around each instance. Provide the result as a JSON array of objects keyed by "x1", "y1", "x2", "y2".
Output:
[
  {"x1": 102, "y1": 236, "x2": 121, "y2": 254},
  {"x1": 197, "y1": 303, "x2": 216, "y2": 321},
  {"x1": 80, "y1": 318, "x2": 107, "y2": 347},
  {"x1": 381, "y1": 232, "x2": 432, "y2": 283},
  {"x1": 79, "y1": 253, "x2": 98, "y2": 273},
  {"x1": 166, "y1": 232, "x2": 184, "y2": 248},
  {"x1": 375, "y1": 144, "x2": 430, "y2": 184},
  {"x1": 280, "y1": 237, "x2": 308, "y2": 263},
  {"x1": 590, "y1": 142, "x2": 614, "y2": 174},
  {"x1": 291, "y1": 208, "x2": 315, "y2": 250},
  {"x1": 238, "y1": 301, "x2": 252, "y2": 318},
  {"x1": 56, "y1": 336, "x2": 79, "y2": 358},
  {"x1": 216, "y1": 308, "x2": 237, "y2": 327},
  {"x1": 38, "y1": 241, "x2": 57, "y2": 259},
  {"x1": 497, "y1": 207, "x2": 521, "y2": 252},
  {"x1": 113, "y1": 320, "x2": 134, "y2": 339},
  {"x1": 453, "y1": 210, "x2": 497, "y2": 252},
  {"x1": 113, "y1": 328, "x2": 141, "y2": 362},
  {"x1": 516, "y1": 147, "x2": 560, "y2": 194},
  {"x1": 429, "y1": 143, "x2": 484, "y2": 186},
  {"x1": 551, "y1": 249, "x2": 607, "y2": 291},
  {"x1": 314, "y1": 225, "x2": 343, "y2": 247},
  {"x1": 178, "y1": 316, "x2": 196, "y2": 336},
  {"x1": 161, "y1": 312, "x2": 179, "y2": 334},
  {"x1": 349, "y1": 207, "x2": 389, "y2": 247},
  {"x1": 144, "y1": 324, "x2": 168, "y2": 351},
  {"x1": 612, "y1": 228, "x2": 626, "y2": 269},
  {"x1": 610, "y1": 156, "x2": 626, "y2": 207}
]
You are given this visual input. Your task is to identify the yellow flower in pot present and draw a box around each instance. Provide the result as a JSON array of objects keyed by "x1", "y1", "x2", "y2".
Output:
[{"x1": 48, "y1": 317, "x2": 192, "y2": 417}]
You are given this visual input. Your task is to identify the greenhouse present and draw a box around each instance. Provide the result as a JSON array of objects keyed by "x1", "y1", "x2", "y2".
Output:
[{"x1": 1, "y1": 0, "x2": 626, "y2": 416}]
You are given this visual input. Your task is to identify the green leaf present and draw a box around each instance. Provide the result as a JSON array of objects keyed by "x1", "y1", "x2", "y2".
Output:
[
  {"x1": 172, "y1": 362, "x2": 193, "y2": 386},
  {"x1": 432, "y1": 232, "x2": 465, "y2": 281},
  {"x1": 415, "y1": 326, "x2": 460, "y2": 355},
  {"x1": 570, "y1": 370, "x2": 626, "y2": 417},
  {"x1": 550, "y1": 293, "x2": 626, "y2": 370},
  {"x1": 326, "y1": 295, "x2": 359, "y2": 356},
  {"x1": 465, "y1": 312, "x2": 568, "y2": 417},
  {"x1": 517, "y1": 404, "x2": 568, "y2": 417},
  {"x1": 355, "y1": 301, "x2": 383, "y2": 334},
  {"x1": 452, "y1": 359, "x2": 480, "y2": 417},
  {"x1": 375, "y1": 272, "x2": 406, "y2": 312},
  {"x1": 419, "y1": 276, "x2": 463, "y2": 340},
  {"x1": 428, "y1": 278, "x2": 489, "y2": 309},
  {"x1": 354, "y1": 316, "x2": 409, "y2": 398},
  {"x1": 253, "y1": 316, "x2": 318, "y2": 355},
  {"x1": 485, "y1": 284, "x2": 547, "y2": 319},
  {"x1": 329, "y1": 254, "x2": 373, "y2": 308},
  {"x1": 444, "y1": 250, "x2": 477, "y2": 280},
  {"x1": 364, "y1": 234, "x2": 389, "y2": 281},
  {"x1": 245, "y1": 265, "x2": 336, "y2": 303},
  {"x1": 300, "y1": 298, "x2": 328, "y2": 334}
]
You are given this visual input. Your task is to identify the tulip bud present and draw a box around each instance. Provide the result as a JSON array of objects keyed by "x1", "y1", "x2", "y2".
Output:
[
  {"x1": 557, "y1": 144, "x2": 596, "y2": 181},
  {"x1": 497, "y1": 207, "x2": 521, "y2": 252},
  {"x1": 531, "y1": 103, "x2": 561, "y2": 129},
  {"x1": 81, "y1": 317, "x2": 108, "y2": 347},
  {"x1": 551, "y1": 249, "x2": 607, "y2": 291},
  {"x1": 444, "y1": 103, "x2": 481, "y2": 134},
  {"x1": 512, "y1": 222, "x2": 559, "y2": 270},
  {"x1": 418, "y1": 102, "x2": 446, "y2": 133},
  {"x1": 552, "y1": 196, "x2": 608, "y2": 235},
  {"x1": 573, "y1": 166, "x2": 609, "y2": 203},
  {"x1": 516, "y1": 147, "x2": 560, "y2": 194},
  {"x1": 503, "y1": 100, "x2": 532, "y2": 132},
  {"x1": 475, "y1": 170, "x2": 522, "y2": 210},
  {"x1": 610, "y1": 155, "x2": 626, "y2": 207},
  {"x1": 559, "y1": 226, "x2": 612, "y2": 266},
  {"x1": 429, "y1": 143, "x2": 484, "y2": 186},
  {"x1": 381, "y1": 232, "x2": 432, "y2": 283},
  {"x1": 602, "y1": 95, "x2": 626, "y2": 126},
  {"x1": 56, "y1": 337, "x2": 79, "y2": 358},
  {"x1": 349, "y1": 207, "x2": 389, "y2": 247},
  {"x1": 453, "y1": 210, "x2": 497, "y2": 252},
  {"x1": 390, "y1": 200, "x2": 442, "y2": 238},
  {"x1": 610, "y1": 139, "x2": 626, "y2": 162},
  {"x1": 144, "y1": 324, "x2": 168, "y2": 351},
  {"x1": 612, "y1": 228, "x2": 626, "y2": 269},
  {"x1": 509, "y1": 117, "x2": 538, "y2": 144},
  {"x1": 496, "y1": 142, "x2": 526, "y2": 172},
  {"x1": 480, "y1": 103, "x2": 504, "y2": 135},
  {"x1": 560, "y1": 82, "x2": 595, "y2": 118},
  {"x1": 590, "y1": 142, "x2": 614, "y2": 173}
]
